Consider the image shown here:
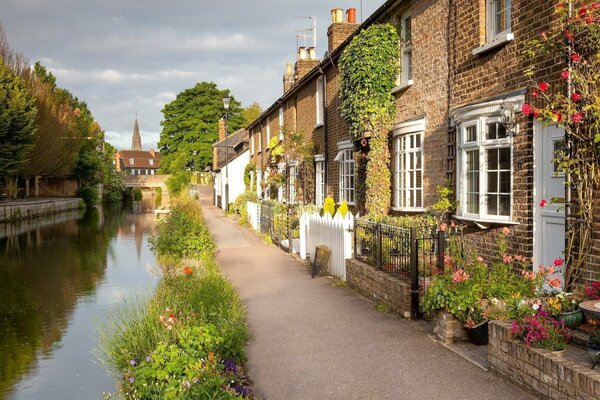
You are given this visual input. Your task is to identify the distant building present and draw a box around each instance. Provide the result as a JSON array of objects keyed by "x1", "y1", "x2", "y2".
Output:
[{"x1": 115, "y1": 116, "x2": 161, "y2": 175}]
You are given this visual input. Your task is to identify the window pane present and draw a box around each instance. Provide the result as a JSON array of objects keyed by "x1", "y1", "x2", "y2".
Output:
[
  {"x1": 500, "y1": 171, "x2": 510, "y2": 193},
  {"x1": 468, "y1": 193, "x2": 479, "y2": 214},
  {"x1": 499, "y1": 147, "x2": 510, "y2": 169},
  {"x1": 487, "y1": 195, "x2": 498, "y2": 215},
  {"x1": 487, "y1": 149, "x2": 498, "y2": 169},
  {"x1": 466, "y1": 126, "x2": 477, "y2": 142},
  {"x1": 415, "y1": 133, "x2": 421, "y2": 148},
  {"x1": 499, "y1": 195, "x2": 510, "y2": 216},
  {"x1": 487, "y1": 123, "x2": 497, "y2": 140},
  {"x1": 497, "y1": 123, "x2": 508, "y2": 139},
  {"x1": 488, "y1": 172, "x2": 498, "y2": 192}
]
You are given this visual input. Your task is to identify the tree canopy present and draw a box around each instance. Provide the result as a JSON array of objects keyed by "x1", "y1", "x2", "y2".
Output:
[
  {"x1": 241, "y1": 102, "x2": 262, "y2": 128},
  {"x1": 158, "y1": 81, "x2": 243, "y2": 173}
]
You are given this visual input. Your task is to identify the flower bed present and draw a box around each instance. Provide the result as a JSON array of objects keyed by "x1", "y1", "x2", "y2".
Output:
[{"x1": 100, "y1": 196, "x2": 251, "y2": 399}]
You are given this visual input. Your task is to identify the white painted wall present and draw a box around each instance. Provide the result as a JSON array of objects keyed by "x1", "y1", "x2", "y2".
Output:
[{"x1": 214, "y1": 150, "x2": 249, "y2": 210}]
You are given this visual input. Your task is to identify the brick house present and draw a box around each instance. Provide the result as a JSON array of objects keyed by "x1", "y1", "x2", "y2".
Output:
[{"x1": 115, "y1": 117, "x2": 161, "y2": 176}]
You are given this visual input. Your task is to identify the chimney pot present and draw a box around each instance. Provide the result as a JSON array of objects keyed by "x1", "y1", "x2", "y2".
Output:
[
  {"x1": 331, "y1": 8, "x2": 344, "y2": 23},
  {"x1": 308, "y1": 47, "x2": 316, "y2": 60},
  {"x1": 347, "y1": 8, "x2": 356, "y2": 24},
  {"x1": 286, "y1": 62, "x2": 293, "y2": 75},
  {"x1": 298, "y1": 46, "x2": 308, "y2": 60},
  {"x1": 218, "y1": 118, "x2": 226, "y2": 141}
]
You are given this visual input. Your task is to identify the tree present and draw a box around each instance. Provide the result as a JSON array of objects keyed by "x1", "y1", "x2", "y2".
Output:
[
  {"x1": 241, "y1": 102, "x2": 262, "y2": 128},
  {"x1": 158, "y1": 81, "x2": 243, "y2": 173},
  {"x1": 0, "y1": 60, "x2": 37, "y2": 197}
]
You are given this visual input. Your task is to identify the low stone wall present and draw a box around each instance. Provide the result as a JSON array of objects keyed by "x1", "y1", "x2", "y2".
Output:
[
  {"x1": 433, "y1": 309, "x2": 467, "y2": 344},
  {"x1": 489, "y1": 320, "x2": 600, "y2": 400},
  {"x1": 0, "y1": 199, "x2": 82, "y2": 222},
  {"x1": 346, "y1": 258, "x2": 412, "y2": 316}
]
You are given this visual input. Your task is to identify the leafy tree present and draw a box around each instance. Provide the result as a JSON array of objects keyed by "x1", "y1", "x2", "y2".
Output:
[
  {"x1": 241, "y1": 102, "x2": 262, "y2": 127},
  {"x1": 0, "y1": 60, "x2": 37, "y2": 196},
  {"x1": 158, "y1": 82, "x2": 243, "y2": 173}
]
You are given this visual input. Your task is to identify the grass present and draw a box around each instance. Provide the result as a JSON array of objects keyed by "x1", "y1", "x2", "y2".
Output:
[
  {"x1": 99, "y1": 195, "x2": 250, "y2": 399},
  {"x1": 376, "y1": 303, "x2": 391, "y2": 313}
]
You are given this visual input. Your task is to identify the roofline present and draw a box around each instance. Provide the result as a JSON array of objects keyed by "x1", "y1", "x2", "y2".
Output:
[
  {"x1": 211, "y1": 128, "x2": 248, "y2": 148},
  {"x1": 247, "y1": 0, "x2": 404, "y2": 131}
]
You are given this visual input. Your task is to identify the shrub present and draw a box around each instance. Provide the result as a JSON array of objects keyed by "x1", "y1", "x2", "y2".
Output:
[
  {"x1": 155, "y1": 187, "x2": 162, "y2": 207},
  {"x1": 231, "y1": 191, "x2": 258, "y2": 225},
  {"x1": 76, "y1": 186, "x2": 98, "y2": 207},
  {"x1": 166, "y1": 172, "x2": 190, "y2": 195}
]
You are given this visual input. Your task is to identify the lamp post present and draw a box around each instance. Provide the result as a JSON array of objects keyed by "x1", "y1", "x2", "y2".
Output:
[{"x1": 223, "y1": 97, "x2": 231, "y2": 210}]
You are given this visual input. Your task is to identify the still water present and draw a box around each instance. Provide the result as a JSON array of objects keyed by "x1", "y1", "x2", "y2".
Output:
[{"x1": 0, "y1": 201, "x2": 160, "y2": 399}]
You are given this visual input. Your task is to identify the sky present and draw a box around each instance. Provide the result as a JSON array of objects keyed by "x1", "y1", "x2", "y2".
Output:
[{"x1": 1, "y1": 0, "x2": 381, "y2": 150}]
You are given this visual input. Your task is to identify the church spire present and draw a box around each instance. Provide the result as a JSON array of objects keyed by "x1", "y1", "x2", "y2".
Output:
[{"x1": 131, "y1": 113, "x2": 142, "y2": 151}]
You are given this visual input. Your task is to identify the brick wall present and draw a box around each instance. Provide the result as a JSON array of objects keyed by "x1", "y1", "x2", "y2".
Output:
[{"x1": 489, "y1": 320, "x2": 600, "y2": 400}]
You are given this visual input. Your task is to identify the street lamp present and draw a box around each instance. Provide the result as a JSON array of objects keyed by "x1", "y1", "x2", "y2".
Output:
[{"x1": 223, "y1": 97, "x2": 231, "y2": 210}]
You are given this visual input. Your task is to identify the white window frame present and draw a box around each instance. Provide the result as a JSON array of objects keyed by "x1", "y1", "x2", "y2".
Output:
[
  {"x1": 474, "y1": 0, "x2": 513, "y2": 55},
  {"x1": 399, "y1": 12, "x2": 413, "y2": 88},
  {"x1": 266, "y1": 117, "x2": 271, "y2": 147},
  {"x1": 316, "y1": 76, "x2": 324, "y2": 126},
  {"x1": 456, "y1": 114, "x2": 514, "y2": 223},
  {"x1": 334, "y1": 140, "x2": 355, "y2": 205},
  {"x1": 258, "y1": 129, "x2": 262, "y2": 153},
  {"x1": 278, "y1": 107, "x2": 284, "y2": 141},
  {"x1": 129, "y1": 158, "x2": 135, "y2": 165},
  {"x1": 250, "y1": 134, "x2": 255, "y2": 156},
  {"x1": 315, "y1": 154, "x2": 326, "y2": 207},
  {"x1": 277, "y1": 163, "x2": 285, "y2": 202},
  {"x1": 149, "y1": 159, "x2": 154, "y2": 166},
  {"x1": 393, "y1": 118, "x2": 425, "y2": 211}
]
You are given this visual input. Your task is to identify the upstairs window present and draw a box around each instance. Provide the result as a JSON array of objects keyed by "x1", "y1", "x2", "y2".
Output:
[
  {"x1": 129, "y1": 158, "x2": 135, "y2": 165},
  {"x1": 279, "y1": 107, "x2": 284, "y2": 141},
  {"x1": 487, "y1": 0, "x2": 512, "y2": 43},
  {"x1": 149, "y1": 159, "x2": 154, "y2": 166},
  {"x1": 400, "y1": 12, "x2": 412, "y2": 87},
  {"x1": 266, "y1": 117, "x2": 271, "y2": 146},
  {"x1": 316, "y1": 76, "x2": 324, "y2": 126},
  {"x1": 250, "y1": 133, "x2": 255, "y2": 156}
]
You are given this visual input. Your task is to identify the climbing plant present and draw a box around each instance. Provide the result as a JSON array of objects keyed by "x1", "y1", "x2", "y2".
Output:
[
  {"x1": 339, "y1": 23, "x2": 400, "y2": 216},
  {"x1": 243, "y1": 163, "x2": 256, "y2": 191},
  {"x1": 522, "y1": 1, "x2": 600, "y2": 289}
]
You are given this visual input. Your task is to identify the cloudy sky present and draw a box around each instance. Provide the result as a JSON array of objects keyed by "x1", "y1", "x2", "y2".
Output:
[{"x1": 2, "y1": 0, "x2": 381, "y2": 150}]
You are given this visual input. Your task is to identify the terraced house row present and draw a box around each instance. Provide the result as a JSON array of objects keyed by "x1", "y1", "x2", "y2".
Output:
[{"x1": 242, "y1": 0, "x2": 598, "y2": 284}]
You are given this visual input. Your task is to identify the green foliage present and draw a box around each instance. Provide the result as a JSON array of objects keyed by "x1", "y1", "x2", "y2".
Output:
[
  {"x1": 339, "y1": 23, "x2": 400, "y2": 216},
  {"x1": 323, "y1": 196, "x2": 335, "y2": 217},
  {"x1": 101, "y1": 200, "x2": 249, "y2": 399},
  {"x1": 158, "y1": 82, "x2": 243, "y2": 173},
  {"x1": 0, "y1": 60, "x2": 37, "y2": 186},
  {"x1": 376, "y1": 303, "x2": 391, "y2": 313},
  {"x1": 241, "y1": 102, "x2": 262, "y2": 128},
  {"x1": 155, "y1": 187, "x2": 162, "y2": 208},
  {"x1": 231, "y1": 191, "x2": 258, "y2": 226},
  {"x1": 166, "y1": 172, "x2": 190, "y2": 195},
  {"x1": 132, "y1": 188, "x2": 143, "y2": 201},
  {"x1": 75, "y1": 186, "x2": 98, "y2": 207},
  {"x1": 431, "y1": 182, "x2": 456, "y2": 224},
  {"x1": 243, "y1": 163, "x2": 256, "y2": 191},
  {"x1": 149, "y1": 198, "x2": 215, "y2": 262}
]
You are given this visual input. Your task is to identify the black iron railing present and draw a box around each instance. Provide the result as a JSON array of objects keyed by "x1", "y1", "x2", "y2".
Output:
[{"x1": 259, "y1": 202, "x2": 299, "y2": 253}]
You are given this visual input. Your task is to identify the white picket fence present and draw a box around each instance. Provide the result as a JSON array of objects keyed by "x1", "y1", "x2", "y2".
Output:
[
  {"x1": 299, "y1": 211, "x2": 354, "y2": 280},
  {"x1": 247, "y1": 201, "x2": 260, "y2": 231}
]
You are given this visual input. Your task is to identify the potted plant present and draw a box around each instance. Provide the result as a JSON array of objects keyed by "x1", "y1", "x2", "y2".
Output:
[
  {"x1": 511, "y1": 310, "x2": 571, "y2": 356},
  {"x1": 464, "y1": 303, "x2": 488, "y2": 345},
  {"x1": 588, "y1": 328, "x2": 600, "y2": 369},
  {"x1": 547, "y1": 292, "x2": 584, "y2": 328}
]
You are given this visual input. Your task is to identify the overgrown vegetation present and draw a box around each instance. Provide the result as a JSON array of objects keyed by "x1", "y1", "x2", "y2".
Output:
[
  {"x1": 339, "y1": 23, "x2": 400, "y2": 216},
  {"x1": 101, "y1": 196, "x2": 249, "y2": 399},
  {"x1": 165, "y1": 172, "x2": 190, "y2": 196}
]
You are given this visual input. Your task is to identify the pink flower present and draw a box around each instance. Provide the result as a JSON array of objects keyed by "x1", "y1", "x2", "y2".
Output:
[
  {"x1": 501, "y1": 227, "x2": 511, "y2": 236},
  {"x1": 522, "y1": 271, "x2": 536, "y2": 281},
  {"x1": 571, "y1": 92, "x2": 582, "y2": 103},
  {"x1": 539, "y1": 199, "x2": 548, "y2": 207},
  {"x1": 444, "y1": 254, "x2": 453, "y2": 266},
  {"x1": 572, "y1": 112, "x2": 583, "y2": 123},
  {"x1": 530, "y1": 256, "x2": 535, "y2": 264},
  {"x1": 503, "y1": 254, "x2": 513, "y2": 264},
  {"x1": 532, "y1": 89, "x2": 539, "y2": 98},
  {"x1": 561, "y1": 70, "x2": 570, "y2": 79},
  {"x1": 522, "y1": 103, "x2": 533, "y2": 115},
  {"x1": 452, "y1": 269, "x2": 470, "y2": 283},
  {"x1": 439, "y1": 222, "x2": 448, "y2": 232},
  {"x1": 548, "y1": 278, "x2": 562, "y2": 288},
  {"x1": 570, "y1": 53, "x2": 581, "y2": 62},
  {"x1": 554, "y1": 258, "x2": 563, "y2": 266},
  {"x1": 564, "y1": 31, "x2": 575, "y2": 41},
  {"x1": 592, "y1": 3, "x2": 600, "y2": 10},
  {"x1": 547, "y1": 266, "x2": 555, "y2": 275},
  {"x1": 586, "y1": 15, "x2": 594, "y2": 24},
  {"x1": 538, "y1": 82, "x2": 550, "y2": 92},
  {"x1": 477, "y1": 256, "x2": 484, "y2": 263}
]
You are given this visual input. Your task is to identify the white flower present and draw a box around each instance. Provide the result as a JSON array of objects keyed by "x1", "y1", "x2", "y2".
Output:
[
  {"x1": 532, "y1": 304, "x2": 540, "y2": 311},
  {"x1": 491, "y1": 298, "x2": 499, "y2": 305},
  {"x1": 520, "y1": 299, "x2": 526, "y2": 305}
]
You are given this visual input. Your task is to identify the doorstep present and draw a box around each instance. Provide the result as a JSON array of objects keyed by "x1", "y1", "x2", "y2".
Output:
[{"x1": 430, "y1": 332, "x2": 490, "y2": 371}]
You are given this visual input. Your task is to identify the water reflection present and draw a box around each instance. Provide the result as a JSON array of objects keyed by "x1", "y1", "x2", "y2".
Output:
[{"x1": 0, "y1": 204, "x2": 158, "y2": 399}]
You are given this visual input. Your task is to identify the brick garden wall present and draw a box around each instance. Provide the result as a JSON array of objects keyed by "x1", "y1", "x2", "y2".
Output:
[{"x1": 489, "y1": 320, "x2": 600, "y2": 400}]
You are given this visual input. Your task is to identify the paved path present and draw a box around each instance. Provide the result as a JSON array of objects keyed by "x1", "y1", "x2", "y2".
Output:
[{"x1": 198, "y1": 186, "x2": 534, "y2": 400}]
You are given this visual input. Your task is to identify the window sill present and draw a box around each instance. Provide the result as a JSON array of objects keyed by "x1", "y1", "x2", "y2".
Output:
[
  {"x1": 391, "y1": 80, "x2": 413, "y2": 94},
  {"x1": 337, "y1": 202, "x2": 356, "y2": 206},
  {"x1": 315, "y1": 123, "x2": 324, "y2": 128},
  {"x1": 453, "y1": 214, "x2": 520, "y2": 227},
  {"x1": 391, "y1": 207, "x2": 426, "y2": 213},
  {"x1": 472, "y1": 32, "x2": 514, "y2": 56}
]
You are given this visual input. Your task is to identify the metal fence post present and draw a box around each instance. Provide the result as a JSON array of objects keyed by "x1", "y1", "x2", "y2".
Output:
[
  {"x1": 377, "y1": 222, "x2": 383, "y2": 270},
  {"x1": 410, "y1": 227, "x2": 419, "y2": 319},
  {"x1": 436, "y1": 230, "x2": 445, "y2": 271}
]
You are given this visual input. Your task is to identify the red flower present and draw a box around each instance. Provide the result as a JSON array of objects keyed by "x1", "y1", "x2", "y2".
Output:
[
  {"x1": 554, "y1": 258, "x2": 564, "y2": 267},
  {"x1": 579, "y1": 6, "x2": 588, "y2": 17},
  {"x1": 532, "y1": 108, "x2": 540, "y2": 118},
  {"x1": 592, "y1": 3, "x2": 600, "y2": 10},
  {"x1": 540, "y1": 31, "x2": 548, "y2": 40},
  {"x1": 183, "y1": 266, "x2": 193, "y2": 276},
  {"x1": 532, "y1": 89, "x2": 539, "y2": 98},
  {"x1": 522, "y1": 103, "x2": 533, "y2": 115},
  {"x1": 570, "y1": 53, "x2": 581, "y2": 62},
  {"x1": 169, "y1": 313, "x2": 175, "y2": 319},
  {"x1": 586, "y1": 15, "x2": 594, "y2": 24},
  {"x1": 538, "y1": 82, "x2": 550, "y2": 92},
  {"x1": 572, "y1": 112, "x2": 583, "y2": 123},
  {"x1": 564, "y1": 31, "x2": 575, "y2": 41},
  {"x1": 539, "y1": 199, "x2": 548, "y2": 208},
  {"x1": 548, "y1": 278, "x2": 562, "y2": 288},
  {"x1": 561, "y1": 70, "x2": 570, "y2": 79},
  {"x1": 571, "y1": 92, "x2": 582, "y2": 102},
  {"x1": 553, "y1": 111, "x2": 562, "y2": 123}
]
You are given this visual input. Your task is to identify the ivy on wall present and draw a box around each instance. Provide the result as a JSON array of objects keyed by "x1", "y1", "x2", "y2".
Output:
[
  {"x1": 244, "y1": 163, "x2": 256, "y2": 191},
  {"x1": 339, "y1": 23, "x2": 400, "y2": 216}
]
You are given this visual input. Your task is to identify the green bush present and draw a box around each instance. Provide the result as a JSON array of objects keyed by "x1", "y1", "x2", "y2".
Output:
[
  {"x1": 231, "y1": 191, "x2": 258, "y2": 225},
  {"x1": 155, "y1": 187, "x2": 162, "y2": 207},
  {"x1": 166, "y1": 173, "x2": 190, "y2": 195},
  {"x1": 101, "y1": 198, "x2": 249, "y2": 398},
  {"x1": 76, "y1": 186, "x2": 98, "y2": 207},
  {"x1": 132, "y1": 188, "x2": 143, "y2": 201}
]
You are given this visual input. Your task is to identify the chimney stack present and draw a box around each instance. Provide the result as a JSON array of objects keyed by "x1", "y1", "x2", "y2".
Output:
[
  {"x1": 327, "y1": 7, "x2": 360, "y2": 54},
  {"x1": 149, "y1": 149, "x2": 156, "y2": 158},
  {"x1": 218, "y1": 118, "x2": 226, "y2": 141},
  {"x1": 283, "y1": 63, "x2": 294, "y2": 93},
  {"x1": 294, "y1": 45, "x2": 320, "y2": 82}
]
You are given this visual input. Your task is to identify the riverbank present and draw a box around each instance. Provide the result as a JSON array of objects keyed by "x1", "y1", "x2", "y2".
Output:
[
  {"x1": 100, "y1": 195, "x2": 250, "y2": 399},
  {"x1": 0, "y1": 198, "x2": 82, "y2": 222}
]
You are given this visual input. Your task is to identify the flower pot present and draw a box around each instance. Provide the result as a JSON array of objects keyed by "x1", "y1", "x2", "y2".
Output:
[
  {"x1": 580, "y1": 300, "x2": 600, "y2": 325},
  {"x1": 550, "y1": 348, "x2": 566, "y2": 358},
  {"x1": 556, "y1": 308, "x2": 584, "y2": 328},
  {"x1": 465, "y1": 321, "x2": 489, "y2": 345}
]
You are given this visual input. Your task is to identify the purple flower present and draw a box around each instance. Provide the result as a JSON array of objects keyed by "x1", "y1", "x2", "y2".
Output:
[
  {"x1": 145, "y1": 356, "x2": 151, "y2": 362},
  {"x1": 129, "y1": 377, "x2": 135, "y2": 383},
  {"x1": 129, "y1": 359, "x2": 137, "y2": 366},
  {"x1": 234, "y1": 385, "x2": 248, "y2": 396},
  {"x1": 223, "y1": 359, "x2": 237, "y2": 373}
]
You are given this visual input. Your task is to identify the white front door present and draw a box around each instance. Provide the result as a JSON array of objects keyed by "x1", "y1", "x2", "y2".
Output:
[{"x1": 533, "y1": 121, "x2": 565, "y2": 273}]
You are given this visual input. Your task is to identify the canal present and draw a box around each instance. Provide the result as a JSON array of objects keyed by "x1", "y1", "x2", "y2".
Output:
[{"x1": 0, "y1": 201, "x2": 159, "y2": 400}]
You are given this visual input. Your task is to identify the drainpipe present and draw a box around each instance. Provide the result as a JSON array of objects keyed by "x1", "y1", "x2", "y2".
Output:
[
  {"x1": 320, "y1": 66, "x2": 329, "y2": 206},
  {"x1": 565, "y1": 0, "x2": 573, "y2": 283}
]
